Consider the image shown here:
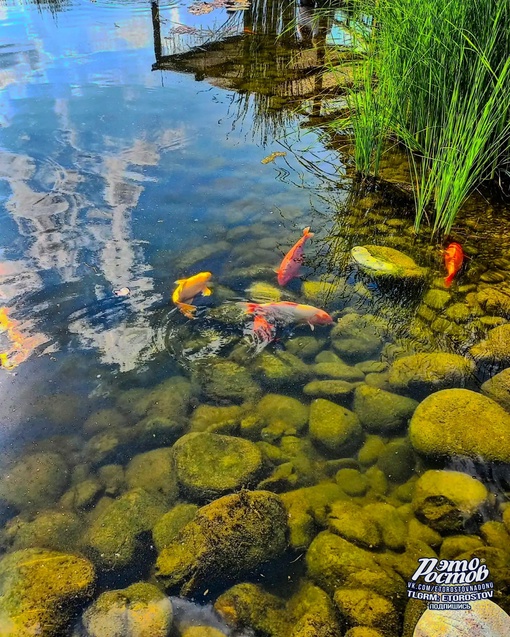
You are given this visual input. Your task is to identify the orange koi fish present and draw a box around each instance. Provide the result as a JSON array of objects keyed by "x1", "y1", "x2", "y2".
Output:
[
  {"x1": 444, "y1": 243, "x2": 464, "y2": 288},
  {"x1": 172, "y1": 272, "x2": 212, "y2": 319},
  {"x1": 240, "y1": 301, "x2": 332, "y2": 330},
  {"x1": 277, "y1": 227, "x2": 314, "y2": 286}
]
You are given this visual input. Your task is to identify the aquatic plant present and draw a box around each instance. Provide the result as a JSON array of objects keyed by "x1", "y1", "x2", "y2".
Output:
[{"x1": 337, "y1": 0, "x2": 510, "y2": 233}]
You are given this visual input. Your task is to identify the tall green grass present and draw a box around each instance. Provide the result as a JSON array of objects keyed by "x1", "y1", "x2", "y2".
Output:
[{"x1": 341, "y1": 0, "x2": 510, "y2": 233}]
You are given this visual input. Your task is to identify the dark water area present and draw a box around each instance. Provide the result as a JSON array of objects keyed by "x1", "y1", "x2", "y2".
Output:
[{"x1": 1, "y1": 0, "x2": 510, "y2": 635}]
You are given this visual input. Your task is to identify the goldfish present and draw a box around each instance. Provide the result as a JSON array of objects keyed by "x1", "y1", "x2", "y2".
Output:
[
  {"x1": 240, "y1": 301, "x2": 333, "y2": 330},
  {"x1": 277, "y1": 227, "x2": 314, "y2": 286},
  {"x1": 444, "y1": 242, "x2": 464, "y2": 287},
  {"x1": 0, "y1": 307, "x2": 47, "y2": 369},
  {"x1": 172, "y1": 272, "x2": 212, "y2": 319}
]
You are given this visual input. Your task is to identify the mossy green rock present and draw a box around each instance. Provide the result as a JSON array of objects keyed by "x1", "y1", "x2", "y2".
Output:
[
  {"x1": 125, "y1": 448, "x2": 178, "y2": 505},
  {"x1": 172, "y1": 433, "x2": 264, "y2": 501},
  {"x1": 481, "y1": 520, "x2": 510, "y2": 551},
  {"x1": 336, "y1": 468, "x2": 369, "y2": 497},
  {"x1": 351, "y1": 245, "x2": 427, "y2": 280},
  {"x1": 198, "y1": 361, "x2": 260, "y2": 403},
  {"x1": 309, "y1": 399, "x2": 363, "y2": 455},
  {"x1": 306, "y1": 531, "x2": 395, "y2": 595},
  {"x1": 3, "y1": 510, "x2": 82, "y2": 552},
  {"x1": 285, "y1": 336, "x2": 326, "y2": 359},
  {"x1": 313, "y1": 361, "x2": 365, "y2": 382},
  {"x1": 302, "y1": 280, "x2": 347, "y2": 305},
  {"x1": 254, "y1": 351, "x2": 311, "y2": 385},
  {"x1": 334, "y1": 588, "x2": 400, "y2": 633},
  {"x1": 83, "y1": 488, "x2": 167, "y2": 570},
  {"x1": 422, "y1": 289, "x2": 451, "y2": 311},
  {"x1": 331, "y1": 314, "x2": 385, "y2": 362},
  {"x1": 364, "y1": 503, "x2": 407, "y2": 551},
  {"x1": 388, "y1": 353, "x2": 475, "y2": 397},
  {"x1": 344, "y1": 628, "x2": 386, "y2": 637},
  {"x1": 81, "y1": 582, "x2": 172, "y2": 637},
  {"x1": 377, "y1": 439, "x2": 416, "y2": 483},
  {"x1": 189, "y1": 404, "x2": 245, "y2": 433},
  {"x1": 409, "y1": 389, "x2": 510, "y2": 462},
  {"x1": 155, "y1": 491, "x2": 288, "y2": 595},
  {"x1": 288, "y1": 579, "x2": 343, "y2": 637},
  {"x1": 353, "y1": 385, "x2": 418, "y2": 433},
  {"x1": 481, "y1": 368, "x2": 510, "y2": 411},
  {"x1": 152, "y1": 504, "x2": 199, "y2": 553},
  {"x1": 0, "y1": 548, "x2": 95, "y2": 636},
  {"x1": 256, "y1": 393, "x2": 309, "y2": 430},
  {"x1": 0, "y1": 452, "x2": 69, "y2": 515},
  {"x1": 328, "y1": 501, "x2": 382, "y2": 549},
  {"x1": 476, "y1": 287, "x2": 510, "y2": 317},
  {"x1": 60, "y1": 478, "x2": 103, "y2": 511},
  {"x1": 357, "y1": 435, "x2": 385, "y2": 466},
  {"x1": 84, "y1": 408, "x2": 126, "y2": 434},
  {"x1": 303, "y1": 380, "x2": 358, "y2": 400},
  {"x1": 120, "y1": 376, "x2": 191, "y2": 420},
  {"x1": 412, "y1": 470, "x2": 488, "y2": 533},
  {"x1": 439, "y1": 535, "x2": 484, "y2": 560},
  {"x1": 470, "y1": 324, "x2": 510, "y2": 369}
]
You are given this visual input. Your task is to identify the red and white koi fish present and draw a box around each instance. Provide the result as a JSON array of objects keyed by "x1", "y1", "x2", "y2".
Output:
[
  {"x1": 172, "y1": 271, "x2": 212, "y2": 318},
  {"x1": 244, "y1": 313, "x2": 277, "y2": 353},
  {"x1": 240, "y1": 301, "x2": 333, "y2": 330},
  {"x1": 277, "y1": 227, "x2": 314, "y2": 286},
  {"x1": 444, "y1": 243, "x2": 464, "y2": 288}
]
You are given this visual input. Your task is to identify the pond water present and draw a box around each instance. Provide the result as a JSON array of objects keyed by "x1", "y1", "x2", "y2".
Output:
[{"x1": 1, "y1": 0, "x2": 510, "y2": 636}]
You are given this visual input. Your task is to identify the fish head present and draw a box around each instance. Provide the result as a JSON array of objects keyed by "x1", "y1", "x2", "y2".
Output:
[
  {"x1": 312, "y1": 309, "x2": 334, "y2": 325},
  {"x1": 195, "y1": 271, "x2": 212, "y2": 285}
]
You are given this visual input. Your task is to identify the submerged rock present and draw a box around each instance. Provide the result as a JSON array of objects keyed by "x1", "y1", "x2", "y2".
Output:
[
  {"x1": 83, "y1": 488, "x2": 166, "y2": 571},
  {"x1": 189, "y1": 404, "x2": 245, "y2": 433},
  {"x1": 412, "y1": 470, "x2": 488, "y2": 533},
  {"x1": 353, "y1": 385, "x2": 418, "y2": 433},
  {"x1": 125, "y1": 447, "x2": 178, "y2": 506},
  {"x1": 328, "y1": 501, "x2": 382, "y2": 549},
  {"x1": 409, "y1": 388, "x2": 510, "y2": 462},
  {"x1": 470, "y1": 324, "x2": 510, "y2": 370},
  {"x1": 81, "y1": 582, "x2": 173, "y2": 637},
  {"x1": 351, "y1": 245, "x2": 427, "y2": 280},
  {"x1": 0, "y1": 452, "x2": 69, "y2": 517},
  {"x1": 0, "y1": 548, "x2": 95, "y2": 636},
  {"x1": 331, "y1": 314, "x2": 386, "y2": 362},
  {"x1": 172, "y1": 433, "x2": 264, "y2": 501},
  {"x1": 334, "y1": 588, "x2": 400, "y2": 634},
  {"x1": 481, "y1": 368, "x2": 510, "y2": 411},
  {"x1": 388, "y1": 353, "x2": 475, "y2": 397},
  {"x1": 155, "y1": 491, "x2": 288, "y2": 596},
  {"x1": 196, "y1": 361, "x2": 261, "y2": 403},
  {"x1": 2, "y1": 510, "x2": 82, "y2": 552},
  {"x1": 309, "y1": 399, "x2": 363, "y2": 455},
  {"x1": 254, "y1": 351, "x2": 311, "y2": 386},
  {"x1": 152, "y1": 504, "x2": 199, "y2": 553},
  {"x1": 256, "y1": 393, "x2": 309, "y2": 431},
  {"x1": 303, "y1": 379, "x2": 359, "y2": 400}
]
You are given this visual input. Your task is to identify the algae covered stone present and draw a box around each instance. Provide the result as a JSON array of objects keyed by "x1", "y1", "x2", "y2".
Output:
[
  {"x1": 197, "y1": 361, "x2": 260, "y2": 403},
  {"x1": 83, "y1": 488, "x2": 166, "y2": 570},
  {"x1": 409, "y1": 388, "x2": 510, "y2": 462},
  {"x1": 0, "y1": 451, "x2": 69, "y2": 515},
  {"x1": 334, "y1": 588, "x2": 400, "y2": 633},
  {"x1": 0, "y1": 548, "x2": 95, "y2": 636},
  {"x1": 331, "y1": 313, "x2": 386, "y2": 362},
  {"x1": 303, "y1": 380, "x2": 358, "y2": 400},
  {"x1": 309, "y1": 399, "x2": 363, "y2": 455},
  {"x1": 152, "y1": 503, "x2": 199, "y2": 552},
  {"x1": 328, "y1": 501, "x2": 382, "y2": 549},
  {"x1": 351, "y1": 245, "x2": 427, "y2": 280},
  {"x1": 155, "y1": 491, "x2": 288, "y2": 595},
  {"x1": 388, "y1": 353, "x2": 475, "y2": 397},
  {"x1": 412, "y1": 470, "x2": 488, "y2": 533},
  {"x1": 172, "y1": 433, "x2": 264, "y2": 501},
  {"x1": 81, "y1": 582, "x2": 173, "y2": 637},
  {"x1": 3, "y1": 510, "x2": 82, "y2": 552},
  {"x1": 481, "y1": 368, "x2": 510, "y2": 411},
  {"x1": 125, "y1": 447, "x2": 178, "y2": 505},
  {"x1": 353, "y1": 385, "x2": 418, "y2": 433},
  {"x1": 470, "y1": 324, "x2": 510, "y2": 370},
  {"x1": 256, "y1": 393, "x2": 309, "y2": 431}
]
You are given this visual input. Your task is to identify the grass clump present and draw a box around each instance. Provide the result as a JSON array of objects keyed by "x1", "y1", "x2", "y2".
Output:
[{"x1": 337, "y1": 0, "x2": 510, "y2": 233}]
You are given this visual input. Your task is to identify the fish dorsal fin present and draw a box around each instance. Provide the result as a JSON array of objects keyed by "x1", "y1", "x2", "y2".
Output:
[
  {"x1": 202, "y1": 287, "x2": 212, "y2": 296},
  {"x1": 174, "y1": 279, "x2": 186, "y2": 285}
]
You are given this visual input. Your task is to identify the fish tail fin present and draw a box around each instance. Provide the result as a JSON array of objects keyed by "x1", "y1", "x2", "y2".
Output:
[
  {"x1": 176, "y1": 302, "x2": 197, "y2": 319},
  {"x1": 202, "y1": 287, "x2": 212, "y2": 297},
  {"x1": 303, "y1": 226, "x2": 314, "y2": 238},
  {"x1": 444, "y1": 275, "x2": 453, "y2": 288}
]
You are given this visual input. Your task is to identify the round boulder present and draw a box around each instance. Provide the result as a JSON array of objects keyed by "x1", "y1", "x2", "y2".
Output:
[
  {"x1": 413, "y1": 599, "x2": 510, "y2": 637},
  {"x1": 172, "y1": 433, "x2": 264, "y2": 502},
  {"x1": 409, "y1": 388, "x2": 510, "y2": 462},
  {"x1": 481, "y1": 368, "x2": 510, "y2": 411},
  {"x1": 388, "y1": 353, "x2": 475, "y2": 398},
  {"x1": 353, "y1": 385, "x2": 418, "y2": 433},
  {"x1": 309, "y1": 399, "x2": 363, "y2": 455},
  {"x1": 82, "y1": 582, "x2": 173, "y2": 637},
  {"x1": 155, "y1": 490, "x2": 288, "y2": 596},
  {"x1": 0, "y1": 548, "x2": 95, "y2": 636}
]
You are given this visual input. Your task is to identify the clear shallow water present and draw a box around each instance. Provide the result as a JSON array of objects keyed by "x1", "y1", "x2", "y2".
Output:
[{"x1": 1, "y1": 1, "x2": 510, "y2": 636}]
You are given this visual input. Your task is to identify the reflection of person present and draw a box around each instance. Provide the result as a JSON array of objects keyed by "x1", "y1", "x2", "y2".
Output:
[
  {"x1": 413, "y1": 600, "x2": 510, "y2": 637},
  {"x1": 296, "y1": 0, "x2": 319, "y2": 43}
]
